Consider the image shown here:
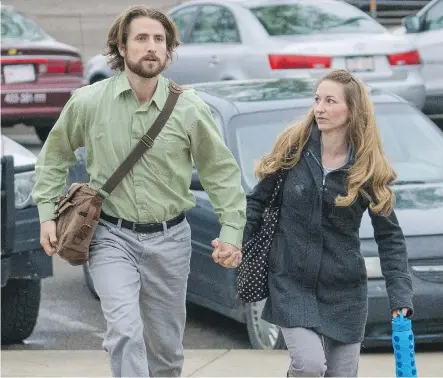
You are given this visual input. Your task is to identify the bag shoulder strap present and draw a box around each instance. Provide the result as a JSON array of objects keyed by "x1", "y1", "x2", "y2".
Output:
[{"x1": 100, "y1": 80, "x2": 183, "y2": 196}]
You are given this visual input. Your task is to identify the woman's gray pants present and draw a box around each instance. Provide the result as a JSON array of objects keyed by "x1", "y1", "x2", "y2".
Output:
[
  {"x1": 89, "y1": 217, "x2": 192, "y2": 377},
  {"x1": 281, "y1": 327, "x2": 361, "y2": 377}
]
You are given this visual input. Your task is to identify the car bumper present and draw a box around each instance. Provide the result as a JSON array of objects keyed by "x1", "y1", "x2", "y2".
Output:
[
  {"x1": 368, "y1": 72, "x2": 426, "y2": 110},
  {"x1": 364, "y1": 276, "x2": 443, "y2": 347},
  {"x1": 0, "y1": 81, "x2": 85, "y2": 128}
]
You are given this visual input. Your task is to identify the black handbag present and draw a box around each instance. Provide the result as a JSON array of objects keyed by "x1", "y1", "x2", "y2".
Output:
[{"x1": 237, "y1": 169, "x2": 288, "y2": 303}]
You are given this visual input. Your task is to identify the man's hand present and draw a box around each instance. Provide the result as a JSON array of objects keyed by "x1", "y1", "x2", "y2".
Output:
[
  {"x1": 211, "y1": 239, "x2": 242, "y2": 268},
  {"x1": 40, "y1": 220, "x2": 58, "y2": 256}
]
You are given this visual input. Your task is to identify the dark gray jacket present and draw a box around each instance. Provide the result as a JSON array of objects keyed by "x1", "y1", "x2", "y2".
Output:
[{"x1": 243, "y1": 124, "x2": 413, "y2": 344}]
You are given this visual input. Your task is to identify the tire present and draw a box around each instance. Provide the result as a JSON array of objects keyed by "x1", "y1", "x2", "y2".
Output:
[
  {"x1": 90, "y1": 75, "x2": 107, "y2": 84},
  {"x1": 34, "y1": 126, "x2": 52, "y2": 143},
  {"x1": 1, "y1": 279, "x2": 41, "y2": 344},
  {"x1": 245, "y1": 299, "x2": 286, "y2": 349},
  {"x1": 82, "y1": 262, "x2": 99, "y2": 300}
]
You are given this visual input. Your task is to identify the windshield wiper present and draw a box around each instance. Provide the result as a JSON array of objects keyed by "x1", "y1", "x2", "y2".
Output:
[
  {"x1": 394, "y1": 180, "x2": 426, "y2": 185},
  {"x1": 328, "y1": 16, "x2": 367, "y2": 28}
]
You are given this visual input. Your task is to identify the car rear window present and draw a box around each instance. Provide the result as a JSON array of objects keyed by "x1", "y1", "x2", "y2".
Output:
[
  {"x1": 1, "y1": 9, "x2": 48, "y2": 42},
  {"x1": 249, "y1": 2, "x2": 387, "y2": 36}
]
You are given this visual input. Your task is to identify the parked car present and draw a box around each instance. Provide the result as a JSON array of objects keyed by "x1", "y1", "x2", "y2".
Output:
[
  {"x1": 85, "y1": 0, "x2": 426, "y2": 110},
  {"x1": 76, "y1": 78, "x2": 443, "y2": 349},
  {"x1": 393, "y1": 0, "x2": 443, "y2": 118},
  {"x1": 1, "y1": 136, "x2": 53, "y2": 344},
  {"x1": 0, "y1": 5, "x2": 86, "y2": 142},
  {"x1": 345, "y1": 0, "x2": 432, "y2": 26}
]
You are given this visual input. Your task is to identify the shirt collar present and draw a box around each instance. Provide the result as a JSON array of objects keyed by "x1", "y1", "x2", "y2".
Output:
[{"x1": 113, "y1": 72, "x2": 168, "y2": 110}]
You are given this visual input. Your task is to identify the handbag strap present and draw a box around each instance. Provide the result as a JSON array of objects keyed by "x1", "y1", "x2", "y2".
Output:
[
  {"x1": 99, "y1": 81, "x2": 183, "y2": 197},
  {"x1": 268, "y1": 168, "x2": 289, "y2": 208}
]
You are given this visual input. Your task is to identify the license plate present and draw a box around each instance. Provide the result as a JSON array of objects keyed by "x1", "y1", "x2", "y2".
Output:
[
  {"x1": 3, "y1": 64, "x2": 36, "y2": 84},
  {"x1": 346, "y1": 56, "x2": 374, "y2": 72}
]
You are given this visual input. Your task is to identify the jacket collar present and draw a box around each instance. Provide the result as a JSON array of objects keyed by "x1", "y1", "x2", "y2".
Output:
[{"x1": 306, "y1": 122, "x2": 355, "y2": 169}]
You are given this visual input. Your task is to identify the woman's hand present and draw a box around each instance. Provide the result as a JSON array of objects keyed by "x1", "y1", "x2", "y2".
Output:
[{"x1": 392, "y1": 308, "x2": 409, "y2": 318}]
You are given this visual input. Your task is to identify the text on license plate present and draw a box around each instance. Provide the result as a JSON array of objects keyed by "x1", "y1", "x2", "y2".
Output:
[
  {"x1": 346, "y1": 56, "x2": 375, "y2": 72},
  {"x1": 3, "y1": 93, "x2": 47, "y2": 104},
  {"x1": 3, "y1": 64, "x2": 36, "y2": 84}
]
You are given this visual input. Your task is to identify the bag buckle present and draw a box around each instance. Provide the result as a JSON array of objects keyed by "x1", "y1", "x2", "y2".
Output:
[{"x1": 141, "y1": 135, "x2": 154, "y2": 148}]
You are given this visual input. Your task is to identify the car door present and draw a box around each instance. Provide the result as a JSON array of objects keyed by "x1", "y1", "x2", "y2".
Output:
[
  {"x1": 415, "y1": 0, "x2": 443, "y2": 112},
  {"x1": 165, "y1": 5, "x2": 200, "y2": 83},
  {"x1": 185, "y1": 107, "x2": 240, "y2": 311},
  {"x1": 167, "y1": 4, "x2": 243, "y2": 84}
]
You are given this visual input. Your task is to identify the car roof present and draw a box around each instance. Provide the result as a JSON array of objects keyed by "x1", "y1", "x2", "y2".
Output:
[{"x1": 191, "y1": 77, "x2": 408, "y2": 115}]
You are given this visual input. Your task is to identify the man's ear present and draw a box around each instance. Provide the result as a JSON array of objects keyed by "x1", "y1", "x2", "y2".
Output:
[{"x1": 118, "y1": 44, "x2": 126, "y2": 58}]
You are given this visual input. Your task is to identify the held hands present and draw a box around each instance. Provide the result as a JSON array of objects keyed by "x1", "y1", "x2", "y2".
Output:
[
  {"x1": 211, "y1": 239, "x2": 242, "y2": 269},
  {"x1": 392, "y1": 308, "x2": 409, "y2": 318},
  {"x1": 40, "y1": 220, "x2": 58, "y2": 256}
]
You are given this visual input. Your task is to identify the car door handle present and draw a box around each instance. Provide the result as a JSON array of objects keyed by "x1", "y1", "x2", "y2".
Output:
[{"x1": 209, "y1": 55, "x2": 220, "y2": 65}]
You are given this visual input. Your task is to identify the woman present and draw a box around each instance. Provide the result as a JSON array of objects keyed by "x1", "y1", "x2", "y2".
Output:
[{"x1": 243, "y1": 69, "x2": 413, "y2": 377}]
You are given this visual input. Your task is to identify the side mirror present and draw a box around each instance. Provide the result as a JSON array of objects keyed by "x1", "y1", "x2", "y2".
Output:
[
  {"x1": 190, "y1": 169, "x2": 204, "y2": 191},
  {"x1": 403, "y1": 15, "x2": 421, "y2": 33}
]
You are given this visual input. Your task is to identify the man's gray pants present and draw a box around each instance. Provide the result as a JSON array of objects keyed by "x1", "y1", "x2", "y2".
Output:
[
  {"x1": 89, "y1": 217, "x2": 192, "y2": 377},
  {"x1": 281, "y1": 327, "x2": 361, "y2": 377}
]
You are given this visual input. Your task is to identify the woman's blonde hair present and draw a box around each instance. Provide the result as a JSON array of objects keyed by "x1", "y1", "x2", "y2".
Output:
[{"x1": 255, "y1": 69, "x2": 397, "y2": 216}]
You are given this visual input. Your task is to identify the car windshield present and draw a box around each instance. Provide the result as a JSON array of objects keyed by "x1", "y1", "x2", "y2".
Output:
[
  {"x1": 232, "y1": 103, "x2": 443, "y2": 191},
  {"x1": 1, "y1": 8, "x2": 48, "y2": 42},
  {"x1": 249, "y1": 2, "x2": 387, "y2": 36}
]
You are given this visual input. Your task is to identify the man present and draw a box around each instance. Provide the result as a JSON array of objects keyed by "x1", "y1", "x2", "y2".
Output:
[{"x1": 32, "y1": 5, "x2": 245, "y2": 377}]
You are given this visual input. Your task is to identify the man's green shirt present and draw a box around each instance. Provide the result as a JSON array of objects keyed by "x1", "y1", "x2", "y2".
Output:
[{"x1": 32, "y1": 72, "x2": 246, "y2": 248}]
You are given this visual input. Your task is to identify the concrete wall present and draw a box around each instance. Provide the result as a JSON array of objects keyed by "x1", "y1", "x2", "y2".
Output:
[{"x1": 7, "y1": 0, "x2": 182, "y2": 61}]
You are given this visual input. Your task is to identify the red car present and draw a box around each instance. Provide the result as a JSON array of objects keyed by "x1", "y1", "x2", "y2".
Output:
[{"x1": 1, "y1": 5, "x2": 85, "y2": 142}]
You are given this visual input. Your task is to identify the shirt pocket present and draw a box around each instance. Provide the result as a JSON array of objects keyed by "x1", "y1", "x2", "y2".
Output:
[{"x1": 143, "y1": 137, "x2": 185, "y2": 186}]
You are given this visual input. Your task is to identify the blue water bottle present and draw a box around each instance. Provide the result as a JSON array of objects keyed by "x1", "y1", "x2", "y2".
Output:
[{"x1": 392, "y1": 312, "x2": 418, "y2": 377}]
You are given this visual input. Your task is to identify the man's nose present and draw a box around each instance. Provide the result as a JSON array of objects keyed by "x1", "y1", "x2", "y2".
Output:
[{"x1": 146, "y1": 38, "x2": 156, "y2": 52}]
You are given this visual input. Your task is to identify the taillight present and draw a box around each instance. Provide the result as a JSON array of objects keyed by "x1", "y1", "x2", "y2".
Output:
[
  {"x1": 269, "y1": 54, "x2": 331, "y2": 69},
  {"x1": 388, "y1": 50, "x2": 420, "y2": 66},
  {"x1": 41, "y1": 59, "x2": 67, "y2": 74},
  {"x1": 67, "y1": 59, "x2": 83, "y2": 74}
]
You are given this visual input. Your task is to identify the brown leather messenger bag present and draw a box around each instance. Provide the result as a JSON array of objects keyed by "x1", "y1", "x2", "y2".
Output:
[{"x1": 53, "y1": 81, "x2": 183, "y2": 266}]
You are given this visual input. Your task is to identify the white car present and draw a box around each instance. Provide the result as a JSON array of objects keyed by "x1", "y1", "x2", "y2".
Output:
[
  {"x1": 393, "y1": 0, "x2": 443, "y2": 118},
  {"x1": 85, "y1": 0, "x2": 426, "y2": 110},
  {"x1": 1, "y1": 136, "x2": 53, "y2": 345}
]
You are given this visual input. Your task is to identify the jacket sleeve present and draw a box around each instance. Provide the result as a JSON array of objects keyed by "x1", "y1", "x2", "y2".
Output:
[
  {"x1": 369, "y1": 208, "x2": 414, "y2": 315},
  {"x1": 243, "y1": 172, "x2": 279, "y2": 245}
]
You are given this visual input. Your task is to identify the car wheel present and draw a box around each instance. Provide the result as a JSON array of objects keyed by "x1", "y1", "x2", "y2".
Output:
[
  {"x1": 90, "y1": 75, "x2": 107, "y2": 84},
  {"x1": 82, "y1": 262, "x2": 99, "y2": 300},
  {"x1": 1, "y1": 279, "x2": 41, "y2": 344},
  {"x1": 34, "y1": 126, "x2": 52, "y2": 143},
  {"x1": 245, "y1": 299, "x2": 286, "y2": 349}
]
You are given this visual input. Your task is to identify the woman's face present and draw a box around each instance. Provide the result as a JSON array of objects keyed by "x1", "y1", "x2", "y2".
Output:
[{"x1": 314, "y1": 80, "x2": 350, "y2": 133}]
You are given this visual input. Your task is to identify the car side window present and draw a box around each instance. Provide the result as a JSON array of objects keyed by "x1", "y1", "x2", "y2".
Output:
[
  {"x1": 423, "y1": 1, "x2": 443, "y2": 31},
  {"x1": 169, "y1": 6, "x2": 199, "y2": 42},
  {"x1": 189, "y1": 5, "x2": 241, "y2": 44}
]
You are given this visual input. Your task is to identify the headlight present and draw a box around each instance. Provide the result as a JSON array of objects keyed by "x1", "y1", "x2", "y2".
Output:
[
  {"x1": 14, "y1": 171, "x2": 36, "y2": 209},
  {"x1": 364, "y1": 256, "x2": 383, "y2": 279}
]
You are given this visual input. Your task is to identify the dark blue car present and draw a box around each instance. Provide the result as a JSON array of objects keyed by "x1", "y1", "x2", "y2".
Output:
[{"x1": 71, "y1": 78, "x2": 443, "y2": 349}]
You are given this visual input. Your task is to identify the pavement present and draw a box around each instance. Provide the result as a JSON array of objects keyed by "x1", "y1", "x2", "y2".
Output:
[{"x1": 2, "y1": 349, "x2": 443, "y2": 377}]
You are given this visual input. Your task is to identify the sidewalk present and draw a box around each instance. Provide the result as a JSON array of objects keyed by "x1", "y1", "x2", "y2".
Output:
[{"x1": 1, "y1": 349, "x2": 442, "y2": 377}]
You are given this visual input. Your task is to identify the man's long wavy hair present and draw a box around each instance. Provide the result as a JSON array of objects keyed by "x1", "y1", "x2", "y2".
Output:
[
  {"x1": 255, "y1": 69, "x2": 397, "y2": 216},
  {"x1": 105, "y1": 5, "x2": 181, "y2": 71}
]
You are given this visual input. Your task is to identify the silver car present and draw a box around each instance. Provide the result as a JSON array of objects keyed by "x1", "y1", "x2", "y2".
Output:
[
  {"x1": 393, "y1": 0, "x2": 443, "y2": 117},
  {"x1": 85, "y1": 0, "x2": 426, "y2": 109}
]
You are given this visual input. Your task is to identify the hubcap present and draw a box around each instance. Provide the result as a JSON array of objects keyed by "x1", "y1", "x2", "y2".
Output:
[{"x1": 250, "y1": 299, "x2": 280, "y2": 349}]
